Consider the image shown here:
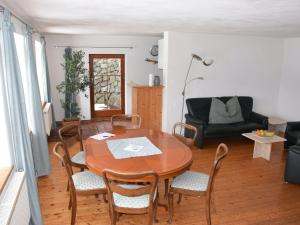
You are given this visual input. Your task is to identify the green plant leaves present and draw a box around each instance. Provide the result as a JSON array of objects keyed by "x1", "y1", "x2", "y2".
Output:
[{"x1": 56, "y1": 48, "x2": 89, "y2": 119}]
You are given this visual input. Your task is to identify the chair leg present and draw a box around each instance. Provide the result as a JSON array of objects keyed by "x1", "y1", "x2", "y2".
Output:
[
  {"x1": 103, "y1": 193, "x2": 108, "y2": 203},
  {"x1": 68, "y1": 194, "x2": 72, "y2": 210},
  {"x1": 177, "y1": 193, "x2": 182, "y2": 204},
  {"x1": 164, "y1": 179, "x2": 169, "y2": 199},
  {"x1": 211, "y1": 193, "x2": 216, "y2": 214},
  {"x1": 111, "y1": 210, "x2": 117, "y2": 225},
  {"x1": 148, "y1": 205, "x2": 154, "y2": 225},
  {"x1": 205, "y1": 196, "x2": 212, "y2": 225},
  {"x1": 154, "y1": 193, "x2": 159, "y2": 223},
  {"x1": 70, "y1": 195, "x2": 77, "y2": 225},
  {"x1": 168, "y1": 192, "x2": 174, "y2": 224},
  {"x1": 67, "y1": 181, "x2": 70, "y2": 192}
]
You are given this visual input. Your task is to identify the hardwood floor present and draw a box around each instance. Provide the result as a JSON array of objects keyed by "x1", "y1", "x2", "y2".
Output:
[{"x1": 39, "y1": 129, "x2": 300, "y2": 225}]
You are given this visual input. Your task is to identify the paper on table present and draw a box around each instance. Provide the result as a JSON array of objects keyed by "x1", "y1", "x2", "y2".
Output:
[
  {"x1": 124, "y1": 144, "x2": 144, "y2": 152},
  {"x1": 106, "y1": 137, "x2": 162, "y2": 159},
  {"x1": 90, "y1": 132, "x2": 115, "y2": 140}
]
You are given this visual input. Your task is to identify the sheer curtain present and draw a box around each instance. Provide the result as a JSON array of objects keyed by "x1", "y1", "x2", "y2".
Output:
[
  {"x1": 1, "y1": 9, "x2": 44, "y2": 225},
  {"x1": 40, "y1": 35, "x2": 56, "y2": 128},
  {"x1": 25, "y1": 25, "x2": 51, "y2": 177}
]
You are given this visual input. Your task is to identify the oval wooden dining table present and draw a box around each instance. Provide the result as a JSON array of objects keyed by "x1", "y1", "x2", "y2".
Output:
[{"x1": 85, "y1": 128, "x2": 193, "y2": 181}]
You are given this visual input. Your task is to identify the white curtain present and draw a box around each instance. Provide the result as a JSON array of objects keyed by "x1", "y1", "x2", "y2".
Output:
[
  {"x1": 1, "y1": 8, "x2": 44, "y2": 225},
  {"x1": 24, "y1": 25, "x2": 51, "y2": 177},
  {"x1": 40, "y1": 35, "x2": 56, "y2": 128}
]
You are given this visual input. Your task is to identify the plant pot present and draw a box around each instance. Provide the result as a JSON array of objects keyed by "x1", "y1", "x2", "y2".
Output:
[{"x1": 62, "y1": 118, "x2": 80, "y2": 127}]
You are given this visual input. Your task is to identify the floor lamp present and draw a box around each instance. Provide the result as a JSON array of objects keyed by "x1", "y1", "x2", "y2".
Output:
[{"x1": 180, "y1": 54, "x2": 213, "y2": 125}]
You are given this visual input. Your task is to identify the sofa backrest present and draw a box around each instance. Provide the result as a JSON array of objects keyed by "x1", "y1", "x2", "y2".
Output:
[{"x1": 186, "y1": 96, "x2": 253, "y2": 122}]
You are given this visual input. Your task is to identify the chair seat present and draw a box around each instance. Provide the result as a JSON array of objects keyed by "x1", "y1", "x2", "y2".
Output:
[
  {"x1": 113, "y1": 184, "x2": 156, "y2": 209},
  {"x1": 171, "y1": 171, "x2": 209, "y2": 192},
  {"x1": 71, "y1": 151, "x2": 86, "y2": 165},
  {"x1": 72, "y1": 171, "x2": 106, "y2": 191}
]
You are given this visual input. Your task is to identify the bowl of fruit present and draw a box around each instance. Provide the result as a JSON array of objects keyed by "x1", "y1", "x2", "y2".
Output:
[{"x1": 254, "y1": 130, "x2": 275, "y2": 137}]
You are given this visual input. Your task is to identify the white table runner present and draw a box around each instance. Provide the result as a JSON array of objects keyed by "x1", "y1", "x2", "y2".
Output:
[{"x1": 106, "y1": 137, "x2": 162, "y2": 159}]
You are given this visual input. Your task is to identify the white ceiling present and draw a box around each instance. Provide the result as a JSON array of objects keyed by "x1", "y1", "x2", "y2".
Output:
[{"x1": 2, "y1": 0, "x2": 300, "y2": 37}]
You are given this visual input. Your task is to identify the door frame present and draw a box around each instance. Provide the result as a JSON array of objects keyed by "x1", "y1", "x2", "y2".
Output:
[{"x1": 89, "y1": 54, "x2": 125, "y2": 118}]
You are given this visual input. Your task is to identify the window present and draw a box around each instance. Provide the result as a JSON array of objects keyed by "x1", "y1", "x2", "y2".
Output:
[
  {"x1": 14, "y1": 33, "x2": 28, "y2": 98},
  {"x1": 35, "y1": 40, "x2": 45, "y2": 102},
  {"x1": 0, "y1": 89, "x2": 11, "y2": 167},
  {"x1": 0, "y1": 46, "x2": 12, "y2": 167}
]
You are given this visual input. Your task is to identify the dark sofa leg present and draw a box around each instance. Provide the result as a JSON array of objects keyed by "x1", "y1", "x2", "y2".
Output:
[{"x1": 196, "y1": 137, "x2": 204, "y2": 149}]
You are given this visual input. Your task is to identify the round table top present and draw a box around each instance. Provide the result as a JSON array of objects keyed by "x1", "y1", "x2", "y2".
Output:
[{"x1": 85, "y1": 129, "x2": 193, "y2": 180}]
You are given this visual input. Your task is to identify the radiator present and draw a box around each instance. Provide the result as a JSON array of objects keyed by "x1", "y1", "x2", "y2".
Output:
[
  {"x1": 0, "y1": 172, "x2": 30, "y2": 225},
  {"x1": 43, "y1": 102, "x2": 53, "y2": 136}
]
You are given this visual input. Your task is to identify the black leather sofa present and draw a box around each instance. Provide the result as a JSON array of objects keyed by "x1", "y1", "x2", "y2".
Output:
[
  {"x1": 285, "y1": 122, "x2": 300, "y2": 149},
  {"x1": 185, "y1": 96, "x2": 268, "y2": 148}
]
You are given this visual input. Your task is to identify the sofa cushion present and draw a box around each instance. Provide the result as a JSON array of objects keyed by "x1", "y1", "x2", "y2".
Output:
[
  {"x1": 209, "y1": 96, "x2": 244, "y2": 124},
  {"x1": 186, "y1": 96, "x2": 253, "y2": 123},
  {"x1": 219, "y1": 96, "x2": 253, "y2": 121},
  {"x1": 186, "y1": 98, "x2": 212, "y2": 122},
  {"x1": 205, "y1": 121, "x2": 265, "y2": 136}
]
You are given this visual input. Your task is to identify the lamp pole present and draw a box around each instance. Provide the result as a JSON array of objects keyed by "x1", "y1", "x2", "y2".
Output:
[
  {"x1": 180, "y1": 76, "x2": 204, "y2": 124},
  {"x1": 180, "y1": 54, "x2": 213, "y2": 126}
]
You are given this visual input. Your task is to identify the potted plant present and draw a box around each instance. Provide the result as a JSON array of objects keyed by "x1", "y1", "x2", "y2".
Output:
[{"x1": 56, "y1": 47, "x2": 89, "y2": 126}]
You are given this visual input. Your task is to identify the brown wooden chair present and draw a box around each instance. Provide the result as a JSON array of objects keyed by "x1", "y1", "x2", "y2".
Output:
[
  {"x1": 58, "y1": 122, "x2": 87, "y2": 170},
  {"x1": 111, "y1": 114, "x2": 141, "y2": 130},
  {"x1": 103, "y1": 169, "x2": 159, "y2": 225},
  {"x1": 53, "y1": 142, "x2": 107, "y2": 225},
  {"x1": 172, "y1": 122, "x2": 198, "y2": 148},
  {"x1": 163, "y1": 122, "x2": 198, "y2": 199},
  {"x1": 168, "y1": 143, "x2": 228, "y2": 225}
]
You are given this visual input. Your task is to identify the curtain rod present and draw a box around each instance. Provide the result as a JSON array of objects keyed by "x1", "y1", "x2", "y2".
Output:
[
  {"x1": 0, "y1": 5, "x2": 39, "y2": 33},
  {"x1": 54, "y1": 45, "x2": 134, "y2": 49}
]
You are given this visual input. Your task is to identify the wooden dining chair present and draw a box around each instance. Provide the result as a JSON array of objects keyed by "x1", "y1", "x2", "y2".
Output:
[
  {"x1": 111, "y1": 114, "x2": 141, "y2": 130},
  {"x1": 172, "y1": 122, "x2": 198, "y2": 148},
  {"x1": 168, "y1": 143, "x2": 228, "y2": 225},
  {"x1": 164, "y1": 122, "x2": 198, "y2": 199},
  {"x1": 58, "y1": 122, "x2": 87, "y2": 170},
  {"x1": 53, "y1": 142, "x2": 107, "y2": 225},
  {"x1": 103, "y1": 169, "x2": 159, "y2": 225}
]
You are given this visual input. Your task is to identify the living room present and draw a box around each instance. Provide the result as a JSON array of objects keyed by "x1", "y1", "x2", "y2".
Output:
[{"x1": 0, "y1": 1, "x2": 300, "y2": 225}]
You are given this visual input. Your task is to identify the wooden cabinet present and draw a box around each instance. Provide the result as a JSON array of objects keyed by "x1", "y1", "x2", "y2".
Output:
[{"x1": 132, "y1": 86, "x2": 163, "y2": 131}]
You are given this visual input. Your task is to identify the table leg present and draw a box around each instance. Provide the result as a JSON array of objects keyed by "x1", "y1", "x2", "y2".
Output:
[
  {"x1": 253, "y1": 141, "x2": 272, "y2": 160},
  {"x1": 157, "y1": 179, "x2": 169, "y2": 211}
]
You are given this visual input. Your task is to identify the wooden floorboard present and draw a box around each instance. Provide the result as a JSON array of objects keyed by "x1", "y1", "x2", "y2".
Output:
[{"x1": 39, "y1": 128, "x2": 300, "y2": 225}]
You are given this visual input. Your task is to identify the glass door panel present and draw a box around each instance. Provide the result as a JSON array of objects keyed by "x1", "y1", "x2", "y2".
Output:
[{"x1": 90, "y1": 54, "x2": 125, "y2": 118}]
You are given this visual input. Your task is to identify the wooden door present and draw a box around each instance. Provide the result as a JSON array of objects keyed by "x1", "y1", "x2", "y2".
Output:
[{"x1": 89, "y1": 54, "x2": 125, "y2": 118}]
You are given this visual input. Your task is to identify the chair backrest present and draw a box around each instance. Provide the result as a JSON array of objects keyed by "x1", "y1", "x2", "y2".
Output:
[
  {"x1": 103, "y1": 169, "x2": 158, "y2": 209},
  {"x1": 53, "y1": 142, "x2": 75, "y2": 191},
  {"x1": 206, "y1": 143, "x2": 228, "y2": 196},
  {"x1": 172, "y1": 122, "x2": 198, "y2": 147},
  {"x1": 58, "y1": 122, "x2": 84, "y2": 151},
  {"x1": 111, "y1": 114, "x2": 141, "y2": 129}
]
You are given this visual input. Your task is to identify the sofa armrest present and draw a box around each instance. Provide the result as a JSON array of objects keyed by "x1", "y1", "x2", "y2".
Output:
[
  {"x1": 185, "y1": 114, "x2": 207, "y2": 148},
  {"x1": 249, "y1": 112, "x2": 268, "y2": 128},
  {"x1": 185, "y1": 114, "x2": 206, "y2": 126},
  {"x1": 287, "y1": 144, "x2": 300, "y2": 153},
  {"x1": 286, "y1": 121, "x2": 300, "y2": 132}
]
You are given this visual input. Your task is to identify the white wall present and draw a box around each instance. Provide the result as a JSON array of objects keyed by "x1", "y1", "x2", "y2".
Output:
[
  {"x1": 45, "y1": 34, "x2": 162, "y2": 121},
  {"x1": 277, "y1": 38, "x2": 300, "y2": 121},
  {"x1": 162, "y1": 32, "x2": 284, "y2": 132}
]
